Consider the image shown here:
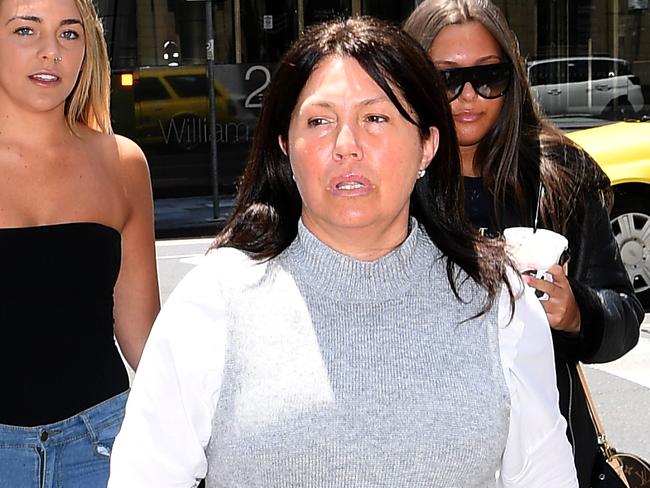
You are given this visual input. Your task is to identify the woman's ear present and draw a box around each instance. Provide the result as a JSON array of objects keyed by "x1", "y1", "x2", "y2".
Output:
[
  {"x1": 278, "y1": 135, "x2": 288, "y2": 157},
  {"x1": 420, "y1": 126, "x2": 439, "y2": 171}
]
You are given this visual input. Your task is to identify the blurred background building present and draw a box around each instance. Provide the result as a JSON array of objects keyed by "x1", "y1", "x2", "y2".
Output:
[{"x1": 97, "y1": 0, "x2": 649, "y2": 213}]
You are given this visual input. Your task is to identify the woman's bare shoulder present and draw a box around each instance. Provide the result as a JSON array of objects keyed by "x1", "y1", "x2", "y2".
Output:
[
  {"x1": 114, "y1": 133, "x2": 147, "y2": 163},
  {"x1": 77, "y1": 129, "x2": 153, "y2": 214},
  {"x1": 80, "y1": 129, "x2": 149, "y2": 178},
  {"x1": 112, "y1": 134, "x2": 152, "y2": 195}
]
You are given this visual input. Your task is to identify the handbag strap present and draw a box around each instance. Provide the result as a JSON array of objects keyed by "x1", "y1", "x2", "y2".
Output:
[
  {"x1": 575, "y1": 363, "x2": 617, "y2": 459},
  {"x1": 578, "y1": 365, "x2": 639, "y2": 488},
  {"x1": 575, "y1": 363, "x2": 607, "y2": 436}
]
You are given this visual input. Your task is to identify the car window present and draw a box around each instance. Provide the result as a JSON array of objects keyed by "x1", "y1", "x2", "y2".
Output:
[
  {"x1": 134, "y1": 77, "x2": 170, "y2": 101},
  {"x1": 528, "y1": 64, "x2": 540, "y2": 85},
  {"x1": 591, "y1": 60, "x2": 611, "y2": 80},
  {"x1": 616, "y1": 60, "x2": 631, "y2": 76},
  {"x1": 166, "y1": 75, "x2": 225, "y2": 98},
  {"x1": 531, "y1": 58, "x2": 635, "y2": 84},
  {"x1": 166, "y1": 75, "x2": 206, "y2": 98},
  {"x1": 529, "y1": 61, "x2": 567, "y2": 85},
  {"x1": 568, "y1": 60, "x2": 588, "y2": 83}
]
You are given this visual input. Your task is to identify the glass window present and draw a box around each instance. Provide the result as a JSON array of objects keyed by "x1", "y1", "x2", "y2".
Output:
[
  {"x1": 305, "y1": 0, "x2": 351, "y2": 25},
  {"x1": 498, "y1": 0, "x2": 649, "y2": 127},
  {"x1": 166, "y1": 75, "x2": 225, "y2": 98},
  {"x1": 104, "y1": 0, "x2": 302, "y2": 201},
  {"x1": 362, "y1": 0, "x2": 414, "y2": 22},
  {"x1": 240, "y1": 0, "x2": 297, "y2": 62},
  {"x1": 592, "y1": 60, "x2": 613, "y2": 79},
  {"x1": 529, "y1": 61, "x2": 567, "y2": 85},
  {"x1": 134, "y1": 77, "x2": 170, "y2": 101},
  {"x1": 99, "y1": 0, "x2": 136, "y2": 68},
  {"x1": 568, "y1": 61, "x2": 587, "y2": 83},
  {"x1": 103, "y1": 0, "x2": 649, "y2": 205}
]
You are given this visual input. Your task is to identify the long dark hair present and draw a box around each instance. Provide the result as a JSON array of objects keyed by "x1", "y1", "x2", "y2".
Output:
[
  {"x1": 214, "y1": 16, "x2": 510, "y2": 313},
  {"x1": 404, "y1": 0, "x2": 611, "y2": 235}
]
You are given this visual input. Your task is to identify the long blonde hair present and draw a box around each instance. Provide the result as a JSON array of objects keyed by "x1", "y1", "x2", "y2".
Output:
[{"x1": 65, "y1": 0, "x2": 112, "y2": 134}]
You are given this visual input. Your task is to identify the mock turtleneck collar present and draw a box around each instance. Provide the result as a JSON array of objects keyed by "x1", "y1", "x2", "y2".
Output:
[{"x1": 281, "y1": 218, "x2": 439, "y2": 302}]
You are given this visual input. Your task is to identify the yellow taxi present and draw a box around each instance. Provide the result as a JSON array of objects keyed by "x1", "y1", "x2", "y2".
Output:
[
  {"x1": 567, "y1": 121, "x2": 650, "y2": 307},
  {"x1": 129, "y1": 66, "x2": 244, "y2": 150},
  {"x1": 111, "y1": 65, "x2": 259, "y2": 194}
]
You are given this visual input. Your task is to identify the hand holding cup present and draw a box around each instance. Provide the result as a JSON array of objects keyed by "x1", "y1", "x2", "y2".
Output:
[
  {"x1": 503, "y1": 227, "x2": 568, "y2": 300},
  {"x1": 503, "y1": 227, "x2": 580, "y2": 334}
]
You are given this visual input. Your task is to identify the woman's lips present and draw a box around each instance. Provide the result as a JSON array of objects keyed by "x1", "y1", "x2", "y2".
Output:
[
  {"x1": 328, "y1": 173, "x2": 374, "y2": 197},
  {"x1": 454, "y1": 111, "x2": 481, "y2": 123},
  {"x1": 29, "y1": 72, "x2": 61, "y2": 87}
]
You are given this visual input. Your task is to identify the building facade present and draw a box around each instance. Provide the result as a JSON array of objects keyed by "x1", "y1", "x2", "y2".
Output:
[{"x1": 98, "y1": 1, "x2": 649, "y2": 209}]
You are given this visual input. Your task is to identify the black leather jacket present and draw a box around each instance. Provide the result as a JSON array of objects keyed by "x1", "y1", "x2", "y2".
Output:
[
  {"x1": 464, "y1": 162, "x2": 644, "y2": 488},
  {"x1": 550, "y1": 195, "x2": 643, "y2": 488}
]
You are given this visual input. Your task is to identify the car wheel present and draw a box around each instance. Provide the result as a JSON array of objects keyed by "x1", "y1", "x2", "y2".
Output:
[
  {"x1": 601, "y1": 96, "x2": 635, "y2": 119},
  {"x1": 610, "y1": 193, "x2": 650, "y2": 308}
]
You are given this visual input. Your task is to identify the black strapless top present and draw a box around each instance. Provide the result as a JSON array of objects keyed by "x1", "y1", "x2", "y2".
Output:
[{"x1": 0, "y1": 222, "x2": 129, "y2": 426}]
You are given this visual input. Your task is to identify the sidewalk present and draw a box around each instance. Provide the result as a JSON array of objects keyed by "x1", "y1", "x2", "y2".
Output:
[
  {"x1": 154, "y1": 195, "x2": 234, "y2": 238},
  {"x1": 153, "y1": 197, "x2": 650, "y2": 323}
]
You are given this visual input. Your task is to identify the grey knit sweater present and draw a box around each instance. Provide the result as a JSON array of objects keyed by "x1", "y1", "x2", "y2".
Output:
[{"x1": 205, "y1": 220, "x2": 510, "y2": 487}]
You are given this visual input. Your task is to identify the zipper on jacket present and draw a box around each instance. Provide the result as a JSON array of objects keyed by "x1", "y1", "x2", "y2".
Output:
[{"x1": 566, "y1": 363, "x2": 576, "y2": 456}]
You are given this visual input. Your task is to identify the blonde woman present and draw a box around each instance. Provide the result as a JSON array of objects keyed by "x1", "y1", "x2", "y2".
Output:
[{"x1": 0, "y1": 0, "x2": 159, "y2": 486}]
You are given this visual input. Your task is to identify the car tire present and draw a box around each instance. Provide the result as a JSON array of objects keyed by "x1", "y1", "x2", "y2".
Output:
[
  {"x1": 601, "y1": 96, "x2": 635, "y2": 119},
  {"x1": 610, "y1": 192, "x2": 650, "y2": 309}
]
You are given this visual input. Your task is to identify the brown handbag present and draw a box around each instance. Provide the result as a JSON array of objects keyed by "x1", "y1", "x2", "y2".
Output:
[{"x1": 576, "y1": 364, "x2": 650, "y2": 488}]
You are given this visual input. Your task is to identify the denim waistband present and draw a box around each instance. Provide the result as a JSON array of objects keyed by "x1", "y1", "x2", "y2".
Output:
[{"x1": 0, "y1": 390, "x2": 128, "y2": 447}]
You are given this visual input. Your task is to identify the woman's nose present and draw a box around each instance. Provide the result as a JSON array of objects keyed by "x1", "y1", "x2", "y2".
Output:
[
  {"x1": 333, "y1": 124, "x2": 362, "y2": 160},
  {"x1": 458, "y1": 81, "x2": 479, "y2": 102},
  {"x1": 38, "y1": 37, "x2": 62, "y2": 64}
]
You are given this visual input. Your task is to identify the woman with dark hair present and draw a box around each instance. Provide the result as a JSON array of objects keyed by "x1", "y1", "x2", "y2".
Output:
[
  {"x1": 404, "y1": 1, "x2": 644, "y2": 486},
  {"x1": 109, "y1": 17, "x2": 577, "y2": 487}
]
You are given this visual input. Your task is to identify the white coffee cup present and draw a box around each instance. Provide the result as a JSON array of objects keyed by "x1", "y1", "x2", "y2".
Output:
[{"x1": 503, "y1": 227, "x2": 569, "y2": 300}]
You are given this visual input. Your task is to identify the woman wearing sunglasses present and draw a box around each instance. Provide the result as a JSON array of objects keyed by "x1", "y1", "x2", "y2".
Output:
[{"x1": 405, "y1": 1, "x2": 644, "y2": 487}]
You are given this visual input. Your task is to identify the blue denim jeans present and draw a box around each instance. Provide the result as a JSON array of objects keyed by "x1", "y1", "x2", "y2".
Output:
[{"x1": 0, "y1": 390, "x2": 127, "y2": 488}]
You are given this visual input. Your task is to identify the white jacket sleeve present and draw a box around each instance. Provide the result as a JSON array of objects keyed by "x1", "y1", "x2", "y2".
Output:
[
  {"x1": 497, "y1": 273, "x2": 578, "y2": 488},
  {"x1": 108, "y1": 255, "x2": 228, "y2": 488}
]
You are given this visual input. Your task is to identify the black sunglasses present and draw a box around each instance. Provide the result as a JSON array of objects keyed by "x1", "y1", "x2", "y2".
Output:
[{"x1": 439, "y1": 62, "x2": 513, "y2": 101}]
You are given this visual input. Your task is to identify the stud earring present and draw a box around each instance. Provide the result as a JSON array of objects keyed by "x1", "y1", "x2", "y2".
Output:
[{"x1": 417, "y1": 169, "x2": 426, "y2": 179}]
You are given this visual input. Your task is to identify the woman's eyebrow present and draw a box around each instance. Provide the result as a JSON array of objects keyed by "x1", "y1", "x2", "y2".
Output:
[
  {"x1": 6, "y1": 15, "x2": 83, "y2": 27},
  {"x1": 6, "y1": 15, "x2": 41, "y2": 25},
  {"x1": 433, "y1": 54, "x2": 502, "y2": 66},
  {"x1": 360, "y1": 96, "x2": 390, "y2": 106},
  {"x1": 61, "y1": 18, "x2": 83, "y2": 27},
  {"x1": 304, "y1": 96, "x2": 389, "y2": 108}
]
